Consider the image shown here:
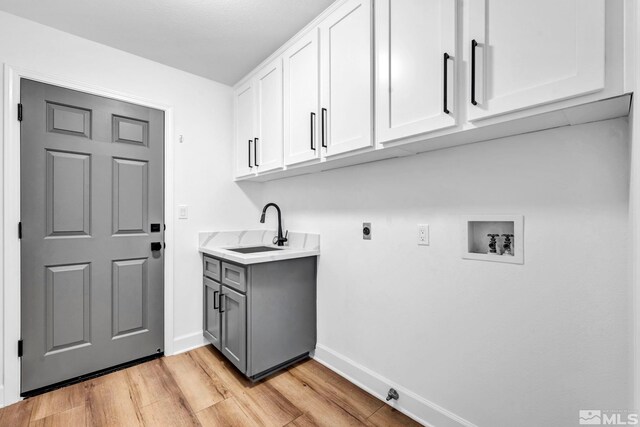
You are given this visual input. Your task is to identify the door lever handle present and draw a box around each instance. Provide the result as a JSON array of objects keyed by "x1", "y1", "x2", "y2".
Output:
[{"x1": 151, "y1": 242, "x2": 162, "y2": 251}]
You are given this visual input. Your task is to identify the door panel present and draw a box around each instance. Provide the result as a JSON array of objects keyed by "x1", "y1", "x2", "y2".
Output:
[
  {"x1": 112, "y1": 258, "x2": 148, "y2": 338},
  {"x1": 204, "y1": 277, "x2": 221, "y2": 350},
  {"x1": 235, "y1": 81, "x2": 255, "y2": 178},
  {"x1": 320, "y1": 0, "x2": 373, "y2": 156},
  {"x1": 46, "y1": 102, "x2": 91, "y2": 138},
  {"x1": 255, "y1": 58, "x2": 283, "y2": 173},
  {"x1": 467, "y1": 0, "x2": 605, "y2": 120},
  {"x1": 21, "y1": 80, "x2": 164, "y2": 393},
  {"x1": 376, "y1": 0, "x2": 457, "y2": 143},
  {"x1": 112, "y1": 158, "x2": 148, "y2": 234},
  {"x1": 113, "y1": 116, "x2": 148, "y2": 145},
  {"x1": 283, "y1": 30, "x2": 320, "y2": 166},
  {"x1": 221, "y1": 285, "x2": 246, "y2": 373},
  {"x1": 45, "y1": 263, "x2": 91, "y2": 354},
  {"x1": 45, "y1": 150, "x2": 91, "y2": 237}
]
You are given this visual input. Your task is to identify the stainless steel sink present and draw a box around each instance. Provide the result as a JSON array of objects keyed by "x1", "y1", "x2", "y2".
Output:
[{"x1": 227, "y1": 246, "x2": 283, "y2": 254}]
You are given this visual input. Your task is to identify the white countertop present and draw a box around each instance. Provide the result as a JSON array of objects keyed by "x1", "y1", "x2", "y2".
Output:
[{"x1": 198, "y1": 230, "x2": 320, "y2": 265}]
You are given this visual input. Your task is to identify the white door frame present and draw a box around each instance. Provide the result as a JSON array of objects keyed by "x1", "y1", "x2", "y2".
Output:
[{"x1": 2, "y1": 64, "x2": 175, "y2": 406}]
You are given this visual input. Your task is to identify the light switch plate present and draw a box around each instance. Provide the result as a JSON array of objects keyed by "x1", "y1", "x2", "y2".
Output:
[
  {"x1": 417, "y1": 224, "x2": 429, "y2": 246},
  {"x1": 178, "y1": 205, "x2": 188, "y2": 219}
]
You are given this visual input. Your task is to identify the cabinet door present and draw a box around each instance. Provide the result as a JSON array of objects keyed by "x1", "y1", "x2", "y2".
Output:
[
  {"x1": 466, "y1": 0, "x2": 605, "y2": 121},
  {"x1": 234, "y1": 80, "x2": 256, "y2": 178},
  {"x1": 221, "y1": 285, "x2": 247, "y2": 373},
  {"x1": 255, "y1": 58, "x2": 283, "y2": 173},
  {"x1": 320, "y1": 0, "x2": 373, "y2": 156},
  {"x1": 376, "y1": 0, "x2": 456, "y2": 144},
  {"x1": 203, "y1": 277, "x2": 221, "y2": 350},
  {"x1": 283, "y1": 30, "x2": 320, "y2": 166}
]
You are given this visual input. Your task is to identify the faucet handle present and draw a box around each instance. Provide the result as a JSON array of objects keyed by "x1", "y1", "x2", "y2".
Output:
[{"x1": 272, "y1": 231, "x2": 289, "y2": 246}]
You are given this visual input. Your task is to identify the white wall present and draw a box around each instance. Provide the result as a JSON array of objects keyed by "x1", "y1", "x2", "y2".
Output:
[
  {"x1": 0, "y1": 11, "x2": 263, "y2": 403},
  {"x1": 624, "y1": 0, "x2": 640, "y2": 414},
  {"x1": 259, "y1": 118, "x2": 632, "y2": 427}
]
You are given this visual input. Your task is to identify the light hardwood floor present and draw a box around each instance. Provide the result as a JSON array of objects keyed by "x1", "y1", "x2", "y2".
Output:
[{"x1": 0, "y1": 345, "x2": 421, "y2": 426}]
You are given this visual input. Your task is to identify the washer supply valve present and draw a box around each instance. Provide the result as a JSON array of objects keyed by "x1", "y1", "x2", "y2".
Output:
[{"x1": 386, "y1": 388, "x2": 399, "y2": 401}]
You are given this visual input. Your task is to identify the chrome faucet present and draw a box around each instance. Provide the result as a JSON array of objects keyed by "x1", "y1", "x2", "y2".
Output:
[{"x1": 260, "y1": 203, "x2": 288, "y2": 246}]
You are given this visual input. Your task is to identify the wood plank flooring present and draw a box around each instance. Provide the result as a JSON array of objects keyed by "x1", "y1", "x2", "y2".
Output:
[{"x1": 0, "y1": 345, "x2": 421, "y2": 426}]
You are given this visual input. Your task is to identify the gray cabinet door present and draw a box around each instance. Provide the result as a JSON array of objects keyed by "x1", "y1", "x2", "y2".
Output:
[
  {"x1": 203, "y1": 277, "x2": 221, "y2": 350},
  {"x1": 20, "y1": 80, "x2": 164, "y2": 393},
  {"x1": 221, "y1": 285, "x2": 246, "y2": 373}
]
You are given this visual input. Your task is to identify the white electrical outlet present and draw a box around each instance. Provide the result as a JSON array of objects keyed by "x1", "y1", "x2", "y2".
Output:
[{"x1": 417, "y1": 224, "x2": 429, "y2": 246}]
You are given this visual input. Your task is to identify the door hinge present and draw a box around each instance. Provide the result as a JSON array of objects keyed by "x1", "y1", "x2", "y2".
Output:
[
  {"x1": 17, "y1": 103, "x2": 23, "y2": 122},
  {"x1": 18, "y1": 222, "x2": 22, "y2": 239},
  {"x1": 18, "y1": 340, "x2": 23, "y2": 358}
]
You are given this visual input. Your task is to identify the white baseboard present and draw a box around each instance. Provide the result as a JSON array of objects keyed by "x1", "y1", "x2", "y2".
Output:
[
  {"x1": 172, "y1": 331, "x2": 208, "y2": 355},
  {"x1": 0, "y1": 384, "x2": 5, "y2": 408},
  {"x1": 313, "y1": 344, "x2": 477, "y2": 427}
]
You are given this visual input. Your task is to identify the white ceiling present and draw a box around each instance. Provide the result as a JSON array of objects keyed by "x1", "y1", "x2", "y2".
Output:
[{"x1": 0, "y1": 0, "x2": 335, "y2": 85}]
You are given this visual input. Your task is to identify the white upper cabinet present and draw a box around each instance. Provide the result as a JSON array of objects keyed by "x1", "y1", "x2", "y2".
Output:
[
  {"x1": 376, "y1": 0, "x2": 457, "y2": 144},
  {"x1": 320, "y1": 0, "x2": 373, "y2": 156},
  {"x1": 234, "y1": 80, "x2": 255, "y2": 178},
  {"x1": 255, "y1": 58, "x2": 283, "y2": 173},
  {"x1": 233, "y1": 0, "x2": 619, "y2": 181},
  {"x1": 283, "y1": 30, "x2": 320, "y2": 166},
  {"x1": 466, "y1": 0, "x2": 605, "y2": 121}
]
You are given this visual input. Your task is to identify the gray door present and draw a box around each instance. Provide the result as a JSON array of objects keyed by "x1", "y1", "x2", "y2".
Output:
[
  {"x1": 203, "y1": 277, "x2": 221, "y2": 350},
  {"x1": 221, "y1": 285, "x2": 246, "y2": 373},
  {"x1": 20, "y1": 80, "x2": 164, "y2": 393}
]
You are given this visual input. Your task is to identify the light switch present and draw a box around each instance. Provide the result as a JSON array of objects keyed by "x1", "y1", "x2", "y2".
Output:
[{"x1": 178, "y1": 205, "x2": 188, "y2": 219}]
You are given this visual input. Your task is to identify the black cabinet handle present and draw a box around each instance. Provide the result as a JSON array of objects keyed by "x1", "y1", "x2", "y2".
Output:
[
  {"x1": 254, "y1": 138, "x2": 259, "y2": 167},
  {"x1": 248, "y1": 139, "x2": 253, "y2": 168},
  {"x1": 471, "y1": 39, "x2": 478, "y2": 106},
  {"x1": 443, "y1": 53, "x2": 451, "y2": 115},
  {"x1": 310, "y1": 112, "x2": 316, "y2": 151},
  {"x1": 219, "y1": 293, "x2": 225, "y2": 313},
  {"x1": 321, "y1": 108, "x2": 327, "y2": 148},
  {"x1": 213, "y1": 290, "x2": 219, "y2": 309}
]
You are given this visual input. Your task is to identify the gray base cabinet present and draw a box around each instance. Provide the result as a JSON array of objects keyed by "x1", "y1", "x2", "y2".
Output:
[
  {"x1": 203, "y1": 277, "x2": 221, "y2": 348},
  {"x1": 220, "y1": 286, "x2": 247, "y2": 372},
  {"x1": 202, "y1": 254, "x2": 317, "y2": 380}
]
